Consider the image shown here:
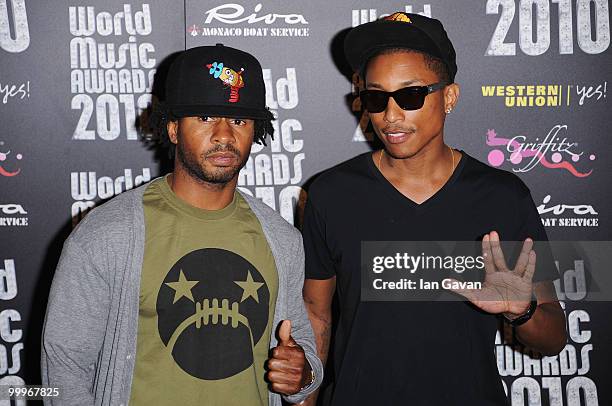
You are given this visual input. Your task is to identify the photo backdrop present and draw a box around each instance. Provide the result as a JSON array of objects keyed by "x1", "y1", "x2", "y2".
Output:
[{"x1": 1, "y1": 1, "x2": 611, "y2": 405}]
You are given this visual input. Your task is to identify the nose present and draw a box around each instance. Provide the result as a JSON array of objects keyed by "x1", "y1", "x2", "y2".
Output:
[
  {"x1": 210, "y1": 118, "x2": 236, "y2": 145},
  {"x1": 383, "y1": 96, "x2": 404, "y2": 123}
]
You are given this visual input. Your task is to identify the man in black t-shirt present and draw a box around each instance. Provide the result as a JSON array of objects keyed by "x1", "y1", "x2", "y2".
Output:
[{"x1": 302, "y1": 13, "x2": 566, "y2": 406}]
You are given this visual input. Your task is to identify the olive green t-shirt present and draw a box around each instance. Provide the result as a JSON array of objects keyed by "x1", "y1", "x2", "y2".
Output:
[{"x1": 129, "y1": 176, "x2": 278, "y2": 406}]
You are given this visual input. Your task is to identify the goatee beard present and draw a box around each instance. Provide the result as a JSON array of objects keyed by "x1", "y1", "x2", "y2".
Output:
[{"x1": 177, "y1": 143, "x2": 245, "y2": 185}]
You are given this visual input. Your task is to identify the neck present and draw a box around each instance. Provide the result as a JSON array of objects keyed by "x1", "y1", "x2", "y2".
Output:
[
  {"x1": 383, "y1": 137, "x2": 452, "y2": 182},
  {"x1": 168, "y1": 165, "x2": 237, "y2": 211}
]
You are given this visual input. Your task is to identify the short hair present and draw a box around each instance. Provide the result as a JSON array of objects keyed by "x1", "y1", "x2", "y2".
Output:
[
  {"x1": 361, "y1": 48, "x2": 451, "y2": 83},
  {"x1": 146, "y1": 102, "x2": 274, "y2": 158}
]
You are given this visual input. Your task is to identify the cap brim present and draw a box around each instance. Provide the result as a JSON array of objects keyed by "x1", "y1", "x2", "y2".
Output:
[
  {"x1": 169, "y1": 104, "x2": 275, "y2": 121},
  {"x1": 344, "y1": 21, "x2": 444, "y2": 72}
]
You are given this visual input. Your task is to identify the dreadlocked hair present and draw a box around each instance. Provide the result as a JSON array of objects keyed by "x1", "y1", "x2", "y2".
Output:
[{"x1": 145, "y1": 101, "x2": 275, "y2": 159}]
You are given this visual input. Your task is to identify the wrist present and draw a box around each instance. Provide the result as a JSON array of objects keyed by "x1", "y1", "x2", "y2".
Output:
[
  {"x1": 300, "y1": 361, "x2": 315, "y2": 390},
  {"x1": 504, "y1": 299, "x2": 538, "y2": 326},
  {"x1": 503, "y1": 302, "x2": 530, "y2": 320}
]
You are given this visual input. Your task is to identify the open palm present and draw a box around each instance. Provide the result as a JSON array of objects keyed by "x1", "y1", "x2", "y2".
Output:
[{"x1": 447, "y1": 231, "x2": 535, "y2": 317}]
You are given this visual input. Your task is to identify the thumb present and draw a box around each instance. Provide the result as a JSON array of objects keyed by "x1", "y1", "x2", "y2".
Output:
[{"x1": 278, "y1": 319, "x2": 295, "y2": 346}]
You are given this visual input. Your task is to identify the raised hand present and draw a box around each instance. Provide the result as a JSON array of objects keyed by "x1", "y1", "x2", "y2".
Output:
[{"x1": 446, "y1": 231, "x2": 536, "y2": 318}]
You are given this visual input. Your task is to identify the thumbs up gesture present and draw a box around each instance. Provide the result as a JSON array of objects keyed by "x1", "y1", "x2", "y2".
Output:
[{"x1": 267, "y1": 320, "x2": 313, "y2": 395}]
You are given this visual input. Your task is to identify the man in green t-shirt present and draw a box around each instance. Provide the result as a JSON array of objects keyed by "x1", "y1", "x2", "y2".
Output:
[
  {"x1": 129, "y1": 43, "x2": 320, "y2": 406},
  {"x1": 42, "y1": 44, "x2": 322, "y2": 406}
]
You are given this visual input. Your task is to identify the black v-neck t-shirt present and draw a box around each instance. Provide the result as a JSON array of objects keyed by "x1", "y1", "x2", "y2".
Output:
[{"x1": 303, "y1": 151, "x2": 557, "y2": 406}]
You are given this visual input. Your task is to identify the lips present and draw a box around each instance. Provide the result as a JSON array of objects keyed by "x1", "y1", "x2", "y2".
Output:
[
  {"x1": 206, "y1": 152, "x2": 238, "y2": 166},
  {"x1": 382, "y1": 129, "x2": 413, "y2": 144}
]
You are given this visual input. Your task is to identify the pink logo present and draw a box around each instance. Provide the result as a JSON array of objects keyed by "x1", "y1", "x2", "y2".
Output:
[
  {"x1": 0, "y1": 141, "x2": 23, "y2": 177},
  {"x1": 187, "y1": 24, "x2": 200, "y2": 36},
  {"x1": 486, "y1": 126, "x2": 594, "y2": 178}
]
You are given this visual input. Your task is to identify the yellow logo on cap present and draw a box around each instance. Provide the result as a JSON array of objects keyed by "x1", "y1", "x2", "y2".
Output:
[
  {"x1": 207, "y1": 61, "x2": 245, "y2": 103},
  {"x1": 384, "y1": 13, "x2": 412, "y2": 23}
]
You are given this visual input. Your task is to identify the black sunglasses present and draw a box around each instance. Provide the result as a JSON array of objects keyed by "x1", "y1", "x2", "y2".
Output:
[{"x1": 359, "y1": 82, "x2": 449, "y2": 113}]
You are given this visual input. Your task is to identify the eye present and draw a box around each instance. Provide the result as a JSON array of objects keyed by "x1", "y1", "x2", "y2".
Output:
[
  {"x1": 231, "y1": 118, "x2": 247, "y2": 125},
  {"x1": 198, "y1": 116, "x2": 213, "y2": 122}
]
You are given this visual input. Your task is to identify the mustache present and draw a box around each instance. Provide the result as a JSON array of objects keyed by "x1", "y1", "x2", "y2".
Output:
[
  {"x1": 381, "y1": 126, "x2": 416, "y2": 134},
  {"x1": 203, "y1": 144, "x2": 241, "y2": 158}
]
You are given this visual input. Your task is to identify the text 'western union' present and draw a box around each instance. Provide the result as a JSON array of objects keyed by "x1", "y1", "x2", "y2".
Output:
[{"x1": 482, "y1": 85, "x2": 564, "y2": 107}]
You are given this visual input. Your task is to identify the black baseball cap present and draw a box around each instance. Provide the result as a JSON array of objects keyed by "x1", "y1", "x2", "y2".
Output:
[
  {"x1": 344, "y1": 12, "x2": 457, "y2": 82},
  {"x1": 165, "y1": 44, "x2": 274, "y2": 120}
]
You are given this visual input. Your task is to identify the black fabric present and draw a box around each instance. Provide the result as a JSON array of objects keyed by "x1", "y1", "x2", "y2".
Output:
[
  {"x1": 344, "y1": 12, "x2": 458, "y2": 82},
  {"x1": 303, "y1": 151, "x2": 558, "y2": 406},
  {"x1": 165, "y1": 44, "x2": 274, "y2": 120}
]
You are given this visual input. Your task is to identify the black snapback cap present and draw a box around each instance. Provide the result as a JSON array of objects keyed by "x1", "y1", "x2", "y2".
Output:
[
  {"x1": 344, "y1": 12, "x2": 457, "y2": 82},
  {"x1": 165, "y1": 44, "x2": 274, "y2": 120}
]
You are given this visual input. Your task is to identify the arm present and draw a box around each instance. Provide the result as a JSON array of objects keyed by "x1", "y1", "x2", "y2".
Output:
[
  {"x1": 304, "y1": 278, "x2": 335, "y2": 371},
  {"x1": 511, "y1": 280, "x2": 567, "y2": 355},
  {"x1": 509, "y1": 181, "x2": 566, "y2": 354},
  {"x1": 41, "y1": 238, "x2": 109, "y2": 405},
  {"x1": 301, "y1": 277, "x2": 335, "y2": 406},
  {"x1": 281, "y1": 233, "x2": 324, "y2": 405}
]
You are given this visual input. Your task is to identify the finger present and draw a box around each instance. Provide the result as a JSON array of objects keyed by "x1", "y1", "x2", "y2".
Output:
[
  {"x1": 278, "y1": 319, "x2": 295, "y2": 346},
  {"x1": 489, "y1": 231, "x2": 509, "y2": 272},
  {"x1": 513, "y1": 238, "x2": 534, "y2": 275},
  {"x1": 522, "y1": 250, "x2": 537, "y2": 282},
  {"x1": 271, "y1": 346, "x2": 294, "y2": 361},
  {"x1": 267, "y1": 358, "x2": 286, "y2": 372},
  {"x1": 267, "y1": 370, "x2": 299, "y2": 385},
  {"x1": 267, "y1": 355, "x2": 304, "y2": 372},
  {"x1": 482, "y1": 234, "x2": 495, "y2": 274},
  {"x1": 270, "y1": 382, "x2": 296, "y2": 396}
]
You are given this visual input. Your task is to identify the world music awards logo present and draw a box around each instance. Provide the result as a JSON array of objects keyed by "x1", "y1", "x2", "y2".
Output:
[
  {"x1": 0, "y1": 140, "x2": 23, "y2": 177},
  {"x1": 157, "y1": 248, "x2": 269, "y2": 379},
  {"x1": 485, "y1": 126, "x2": 594, "y2": 177}
]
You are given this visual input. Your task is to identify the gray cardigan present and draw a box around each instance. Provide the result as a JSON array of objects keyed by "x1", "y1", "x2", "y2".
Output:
[{"x1": 41, "y1": 184, "x2": 322, "y2": 405}]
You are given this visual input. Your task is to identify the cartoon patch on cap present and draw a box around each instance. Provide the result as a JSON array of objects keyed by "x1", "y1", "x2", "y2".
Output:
[
  {"x1": 384, "y1": 12, "x2": 412, "y2": 23},
  {"x1": 206, "y1": 61, "x2": 245, "y2": 103}
]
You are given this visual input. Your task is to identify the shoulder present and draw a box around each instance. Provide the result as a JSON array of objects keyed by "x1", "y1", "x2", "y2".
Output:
[
  {"x1": 69, "y1": 182, "x2": 148, "y2": 252},
  {"x1": 460, "y1": 152, "x2": 531, "y2": 199},
  {"x1": 308, "y1": 152, "x2": 371, "y2": 202}
]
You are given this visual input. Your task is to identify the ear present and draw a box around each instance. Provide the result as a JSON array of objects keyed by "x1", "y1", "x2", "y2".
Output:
[
  {"x1": 444, "y1": 83, "x2": 460, "y2": 113},
  {"x1": 167, "y1": 119, "x2": 179, "y2": 144}
]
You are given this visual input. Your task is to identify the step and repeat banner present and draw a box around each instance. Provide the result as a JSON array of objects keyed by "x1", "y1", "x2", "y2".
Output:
[{"x1": 1, "y1": 0, "x2": 611, "y2": 405}]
